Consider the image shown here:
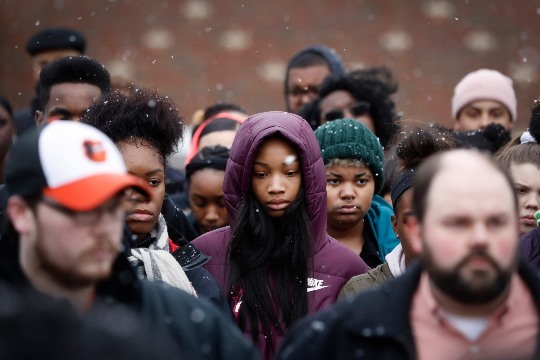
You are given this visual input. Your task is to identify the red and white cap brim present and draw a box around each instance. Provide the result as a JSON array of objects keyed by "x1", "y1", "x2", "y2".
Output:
[{"x1": 38, "y1": 121, "x2": 151, "y2": 210}]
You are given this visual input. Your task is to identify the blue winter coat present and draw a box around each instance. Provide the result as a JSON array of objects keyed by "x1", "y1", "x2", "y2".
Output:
[{"x1": 365, "y1": 194, "x2": 400, "y2": 261}]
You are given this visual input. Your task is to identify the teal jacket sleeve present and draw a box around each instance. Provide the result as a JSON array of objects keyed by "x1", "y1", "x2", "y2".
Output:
[{"x1": 365, "y1": 195, "x2": 400, "y2": 261}]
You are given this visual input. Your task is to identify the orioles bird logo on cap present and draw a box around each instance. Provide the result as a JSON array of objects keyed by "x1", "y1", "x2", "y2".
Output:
[{"x1": 83, "y1": 140, "x2": 107, "y2": 162}]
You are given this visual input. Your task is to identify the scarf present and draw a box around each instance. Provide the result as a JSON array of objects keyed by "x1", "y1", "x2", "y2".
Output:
[{"x1": 129, "y1": 214, "x2": 197, "y2": 296}]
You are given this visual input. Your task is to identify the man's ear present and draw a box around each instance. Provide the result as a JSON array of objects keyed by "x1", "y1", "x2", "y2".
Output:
[
  {"x1": 391, "y1": 214, "x2": 398, "y2": 235},
  {"x1": 35, "y1": 110, "x2": 44, "y2": 126},
  {"x1": 406, "y1": 215, "x2": 423, "y2": 255},
  {"x1": 6, "y1": 196, "x2": 35, "y2": 236}
]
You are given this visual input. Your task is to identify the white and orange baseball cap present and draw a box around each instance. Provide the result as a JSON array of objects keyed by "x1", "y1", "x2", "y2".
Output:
[{"x1": 5, "y1": 121, "x2": 150, "y2": 211}]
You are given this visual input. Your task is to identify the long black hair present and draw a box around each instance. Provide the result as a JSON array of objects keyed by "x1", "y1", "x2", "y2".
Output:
[{"x1": 227, "y1": 157, "x2": 312, "y2": 357}]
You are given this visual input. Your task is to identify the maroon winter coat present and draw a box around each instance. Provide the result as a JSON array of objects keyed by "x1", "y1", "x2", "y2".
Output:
[{"x1": 192, "y1": 111, "x2": 369, "y2": 355}]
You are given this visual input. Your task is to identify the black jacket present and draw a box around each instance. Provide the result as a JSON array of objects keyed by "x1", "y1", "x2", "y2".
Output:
[
  {"x1": 160, "y1": 196, "x2": 232, "y2": 317},
  {"x1": 0, "y1": 282, "x2": 188, "y2": 359},
  {"x1": 0, "y1": 235, "x2": 259, "y2": 360},
  {"x1": 276, "y1": 260, "x2": 540, "y2": 360}
]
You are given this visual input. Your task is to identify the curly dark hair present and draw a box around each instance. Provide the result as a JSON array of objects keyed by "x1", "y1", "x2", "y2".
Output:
[
  {"x1": 391, "y1": 118, "x2": 457, "y2": 170},
  {"x1": 37, "y1": 56, "x2": 111, "y2": 111},
  {"x1": 304, "y1": 66, "x2": 400, "y2": 148},
  {"x1": 386, "y1": 118, "x2": 457, "y2": 210},
  {"x1": 81, "y1": 87, "x2": 184, "y2": 164}
]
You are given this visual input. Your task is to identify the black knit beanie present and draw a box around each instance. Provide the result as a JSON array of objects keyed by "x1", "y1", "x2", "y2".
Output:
[
  {"x1": 185, "y1": 145, "x2": 230, "y2": 180},
  {"x1": 26, "y1": 28, "x2": 86, "y2": 55},
  {"x1": 315, "y1": 118, "x2": 385, "y2": 194}
]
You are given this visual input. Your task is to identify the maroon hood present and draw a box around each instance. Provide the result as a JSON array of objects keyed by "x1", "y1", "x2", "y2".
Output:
[
  {"x1": 193, "y1": 112, "x2": 370, "y2": 357},
  {"x1": 223, "y1": 111, "x2": 328, "y2": 252}
]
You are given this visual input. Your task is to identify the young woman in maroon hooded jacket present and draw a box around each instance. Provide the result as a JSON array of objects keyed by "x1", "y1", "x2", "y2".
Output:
[{"x1": 192, "y1": 111, "x2": 369, "y2": 358}]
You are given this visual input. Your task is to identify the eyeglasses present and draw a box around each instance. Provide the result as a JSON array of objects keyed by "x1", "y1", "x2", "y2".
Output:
[
  {"x1": 288, "y1": 85, "x2": 320, "y2": 98},
  {"x1": 322, "y1": 101, "x2": 371, "y2": 122},
  {"x1": 40, "y1": 195, "x2": 126, "y2": 226}
]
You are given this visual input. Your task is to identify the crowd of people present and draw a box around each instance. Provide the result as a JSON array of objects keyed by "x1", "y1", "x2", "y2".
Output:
[{"x1": 0, "y1": 26, "x2": 539, "y2": 360}]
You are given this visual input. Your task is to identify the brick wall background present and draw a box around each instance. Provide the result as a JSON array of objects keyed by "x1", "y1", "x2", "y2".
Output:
[{"x1": 1, "y1": 0, "x2": 539, "y2": 131}]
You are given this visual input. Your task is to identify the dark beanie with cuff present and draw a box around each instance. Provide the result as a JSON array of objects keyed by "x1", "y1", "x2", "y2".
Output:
[
  {"x1": 26, "y1": 28, "x2": 86, "y2": 56},
  {"x1": 315, "y1": 118, "x2": 385, "y2": 194}
]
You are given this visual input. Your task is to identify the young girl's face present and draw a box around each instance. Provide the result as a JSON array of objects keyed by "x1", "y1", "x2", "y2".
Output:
[
  {"x1": 325, "y1": 163, "x2": 374, "y2": 231},
  {"x1": 392, "y1": 188, "x2": 417, "y2": 262},
  {"x1": 118, "y1": 138, "x2": 165, "y2": 241},
  {"x1": 509, "y1": 162, "x2": 540, "y2": 235},
  {"x1": 188, "y1": 168, "x2": 228, "y2": 234},
  {"x1": 251, "y1": 137, "x2": 302, "y2": 218}
]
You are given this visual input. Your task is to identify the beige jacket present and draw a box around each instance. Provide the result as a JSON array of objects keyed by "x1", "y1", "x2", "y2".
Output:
[{"x1": 338, "y1": 262, "x2": 394, "y2": 300}]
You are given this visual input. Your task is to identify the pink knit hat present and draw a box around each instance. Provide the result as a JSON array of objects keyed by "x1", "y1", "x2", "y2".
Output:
[{"x1": 452, "y1": 69, "x2": 517, "y2": 121}]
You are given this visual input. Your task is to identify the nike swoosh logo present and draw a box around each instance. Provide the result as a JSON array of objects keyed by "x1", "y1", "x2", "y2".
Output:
[{"x1": 307, "y1": 285, "x2": 330, "y2": 292}]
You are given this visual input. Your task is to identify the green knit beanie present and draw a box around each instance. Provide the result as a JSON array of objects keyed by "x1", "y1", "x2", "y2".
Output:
[{"x1": 315, "y1": 118, "x2": 385, "y2": 194}]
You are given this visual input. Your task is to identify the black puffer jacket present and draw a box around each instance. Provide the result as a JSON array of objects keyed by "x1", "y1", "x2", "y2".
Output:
[{"x1": 153, "y1": 196, "x2": 231, "y2": 317}]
